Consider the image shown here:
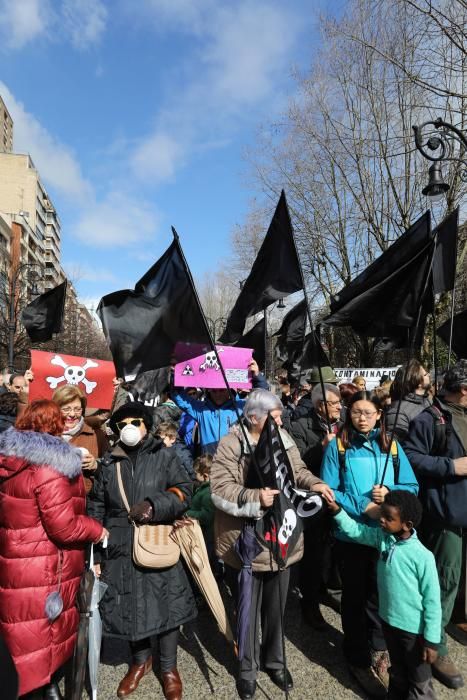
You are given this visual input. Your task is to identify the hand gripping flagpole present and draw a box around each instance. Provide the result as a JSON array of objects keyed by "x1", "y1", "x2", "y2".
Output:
[
  {"x1": 171, "y1": 228, "x2": 264, "y2": 486},
  {"x1": 282, "y1": 195, "x2": 332, "y2": 432},
  {"x1": 379, "y1": 218, "x2": 437, "y2": 487}
]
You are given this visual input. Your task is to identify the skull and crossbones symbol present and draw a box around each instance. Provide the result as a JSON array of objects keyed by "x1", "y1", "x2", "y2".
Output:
[
  {"x1": 46, "y1": 355, "x2": 98, "y2": 394},
  {"x1": 278, "y1": 509, "x2": 297, "y2": 558},
  {"x1": 199, "y1": 349, "x2": 223, "y2": 372}
]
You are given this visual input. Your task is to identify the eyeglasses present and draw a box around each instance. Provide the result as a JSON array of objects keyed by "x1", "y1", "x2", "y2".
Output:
[
  {"x1": 116, "y1": 418, "x2": 144, "y2": 431},
  {"x1": 325, "y1": 399, "x2": 342, "y2": 406},
  {"x1": 350, "y1": 410, "x2": 378, "y2": 418},
  {"x1": 62, "y1": 406, "x2": 83, "y2": 415}
]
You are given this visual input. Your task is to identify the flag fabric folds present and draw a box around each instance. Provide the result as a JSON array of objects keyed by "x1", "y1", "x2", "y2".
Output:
[
  {"x1": 97, "y1": 235, "x2": 211, "y2": 378},
  {"x1": 22, "y1": 280, "x2": 67, "y2": 342},
  {"x1": 437, "y1": 309, "x2": 467, "y2": 358},
  {"x1": 432, "y1": 207, "x2": 459, "y2": 295},
  {"x1": 220, "y1": 191, "x2": 303, "y2": 343},
  {"x1": 232, "y1": 317, "x2": 266, "y2": 368},
  {"x1": 323, "y1": 212, "x2": 434, "y2": 344}
]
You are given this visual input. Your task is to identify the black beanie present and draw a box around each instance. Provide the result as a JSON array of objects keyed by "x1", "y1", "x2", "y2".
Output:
[{"x1": 109, "y1": 401, "x2": 153, "y2": 434}]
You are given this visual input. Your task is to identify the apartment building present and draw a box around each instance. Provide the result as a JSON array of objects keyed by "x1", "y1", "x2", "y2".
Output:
[{"x1": 0, "y1": 96, "x2": 13, "y2": 153}]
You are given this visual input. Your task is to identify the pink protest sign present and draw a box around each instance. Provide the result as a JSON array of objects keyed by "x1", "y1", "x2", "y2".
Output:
[{"x1": 174, "y1": 346, "x2": 253, "y2": 389}]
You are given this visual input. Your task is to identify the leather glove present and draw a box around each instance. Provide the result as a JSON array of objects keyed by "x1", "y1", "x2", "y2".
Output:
[{"x1": 128, "y1": 500, "x2": 154, "y2": 524}]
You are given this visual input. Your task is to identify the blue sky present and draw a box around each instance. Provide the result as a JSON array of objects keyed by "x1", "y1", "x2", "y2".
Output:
[{"x1": 0, "y1": 0, "x2": 333, "y2": 309}]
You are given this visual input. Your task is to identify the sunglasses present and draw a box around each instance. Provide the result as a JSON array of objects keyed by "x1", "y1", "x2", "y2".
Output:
[{"x1": 116, "y1": 418, "x2": 144, "y2": 431}]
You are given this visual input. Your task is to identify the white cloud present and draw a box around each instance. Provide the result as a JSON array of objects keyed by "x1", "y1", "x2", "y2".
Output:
[
  {"x1": 0, "y1": 82, "x2": 91, "y2": 202},
  {"x1": 0, "y1": 0, "x2": 49, "y2": 49},
  {"x1": 70, "y1": 191, "x2": 160, "y2": 247},
  {"x1": 127, "y1": 0, "x2": 299, "y2": 183},
  {"x1": 130, "y1": 131, "x2": 185, "y2": 182},
  {"x1": 61, "y1": 0, "x2": 107, "y2": 50}
]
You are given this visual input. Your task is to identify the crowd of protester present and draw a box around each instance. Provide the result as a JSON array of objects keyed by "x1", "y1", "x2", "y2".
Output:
[{"x1": 0, "y1": 357, "x2": 466, "y2": 700}]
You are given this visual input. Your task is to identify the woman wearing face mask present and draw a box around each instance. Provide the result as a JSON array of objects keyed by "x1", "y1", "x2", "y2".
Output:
[
  {"x1": 87, "y1": 402, "x2": 195, "y2": 700},
  {"x1": 53, "y1": 385, "x2": 109, "y2": 494},
  {"x1": 321, "y1": 391, "x2": 418, "y2": 699}
]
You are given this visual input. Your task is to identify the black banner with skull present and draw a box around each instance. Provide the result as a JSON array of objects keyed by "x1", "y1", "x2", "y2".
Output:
[{"x1": 246, "y1": 414, "x2": 323, "y2": 568}]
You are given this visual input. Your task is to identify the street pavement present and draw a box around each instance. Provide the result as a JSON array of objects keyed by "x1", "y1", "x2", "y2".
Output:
[{"x1": 92, "y1": 583, "x2": 467, "y2": 700}]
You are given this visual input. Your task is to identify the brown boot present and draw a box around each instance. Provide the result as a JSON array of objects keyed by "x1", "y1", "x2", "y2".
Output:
[
  {"x1": 117, "y1": 657, "x2": 153, "y2": 697},
  {"x1": 162, "y1": 668, "x2": 183, "y2": 700}
]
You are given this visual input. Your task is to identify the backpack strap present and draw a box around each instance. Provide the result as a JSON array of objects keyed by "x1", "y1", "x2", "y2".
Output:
[
  {"x1": 425, "y1": 405, "x2": 448, "y2": 456},
  {"x1": 390, "y1": 441, "x2": 400, "y2": 484},
  {"x1": 336, "y1": 436, "x2": 346, "y2": 473}
]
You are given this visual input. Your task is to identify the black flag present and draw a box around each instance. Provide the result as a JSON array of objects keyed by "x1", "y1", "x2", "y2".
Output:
[
  {"x1": 299, "y1": 330, "x2": 331, "y2": 369},
  {"x1": 97, "y1": 234, "x2": 211, "y2": 378},
  {"x1": 323, "y1": 212, "x2": 434, "y2": 343},
  {"x1": 22, "y1": 280, "x2": 67, "y2": 342},
  {"x1": 274, "y1": 299, "x2": 307, "y2": 372},
  {"x1": 233, "y1": 318, "x2": 266, "y2": 368},
  {"x1": 437, "y1": 309, "x2": 467, "y2": 358},
  {"x1": 246, "y1": 414, "x2": 322, "y2": 568},
  {"x1": 432, "y1": 208, "x2": 458, "y2": 295},
  {"x1": 220, "y1": 191, "x2": 303, "y2": 343}
]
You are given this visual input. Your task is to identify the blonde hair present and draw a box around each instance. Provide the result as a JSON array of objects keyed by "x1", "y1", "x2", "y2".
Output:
[{"x1": 52, "y1": 385, "x2": 87, "y2": 411}]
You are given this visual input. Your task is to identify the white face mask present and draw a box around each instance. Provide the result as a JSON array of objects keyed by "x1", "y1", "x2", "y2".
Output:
[{"x1": 119, "y1": 423, "x2": 143, "y2": 447}]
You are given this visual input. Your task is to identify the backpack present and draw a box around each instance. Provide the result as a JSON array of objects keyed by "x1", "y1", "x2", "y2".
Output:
[
  {"x1": 336, "y1": 436, "x2": 400, "y2": 484},
  {"x1": 425, "y1": 404, "x2": 450, "y2": 456}
]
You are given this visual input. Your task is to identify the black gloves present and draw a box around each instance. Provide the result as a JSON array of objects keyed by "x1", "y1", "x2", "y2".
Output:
[{"x1": 128, "y1": 500, "x2": 154, "y2": 524}]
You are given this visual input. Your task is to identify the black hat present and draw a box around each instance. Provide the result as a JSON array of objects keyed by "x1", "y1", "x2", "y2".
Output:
[
  {"x1": 443, "y1": 360, "x2": 467, "y2": 393},
  {"x1": 109, "y1": 401, "x2": 153, "y2": 434}
]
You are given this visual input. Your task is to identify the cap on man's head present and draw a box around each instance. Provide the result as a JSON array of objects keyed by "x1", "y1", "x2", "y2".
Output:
[
  {"x1": 443, "y1": 360, "x2": 467, "y2": 393},
  {"x1": 308, "y1": 366, "x2": 338, "y2": 385}
]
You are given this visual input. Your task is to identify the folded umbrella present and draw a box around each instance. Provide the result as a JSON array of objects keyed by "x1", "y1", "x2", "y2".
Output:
[
  {"x1": 233, "y1": 523, "x2": 263, "y2": 661},
  {"x1": 171, "y1": 519, "x2": 234, "y2": 645},
  {"x1": 88, "y1": 546, "x2": 108, "y2": 700},
  {"x1": 71, "y1": 565, "x2": 94, "y2": 700}
]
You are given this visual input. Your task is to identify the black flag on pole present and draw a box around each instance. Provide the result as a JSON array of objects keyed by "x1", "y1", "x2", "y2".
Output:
[
  {"x1": 323, "y1": 212, "x2": 434, "y2": 344},
  {"x1": 432, "y1": 208, "x2": 459, "y2": 295},
  {"x1": 232, "y1": 318, "x2": 266, "y2": 368},
  {"x1": 22, "y1": 280, "x2": 67, "y2": 342},
  {"x1": 437, "y1": 309, "x2": 467, "y2": 358},
  {"x1": 274, "y1": 299, "x2": 307, "y2": 373},
  {"x1": 220, "y1": 191, "x2": 303, "y2": 343},
  {"x1": 97, "y1": 235, "x2": 211, "y2": 378}
]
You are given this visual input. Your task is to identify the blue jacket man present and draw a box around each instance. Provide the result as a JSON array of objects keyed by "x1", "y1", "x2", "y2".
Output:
[
  {"x1": 403, "y1": 361, "x2": 467, "y2": 691},
  {"x1": 172, "y1": 360, "x2": 268, "y2": 454}
]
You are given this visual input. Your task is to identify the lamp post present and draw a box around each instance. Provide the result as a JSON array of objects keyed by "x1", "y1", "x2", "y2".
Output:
[
  {"x1": 412, "y1": 118, "x2": 467, "y2": 201},
  {"x1": 8, "y1": 263, "x2": 41, "y2": 372}
]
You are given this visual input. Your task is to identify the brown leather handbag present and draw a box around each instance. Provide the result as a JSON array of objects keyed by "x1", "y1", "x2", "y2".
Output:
[{"x1": 116, "y1": 462, "x2": 180, "y2": 569}]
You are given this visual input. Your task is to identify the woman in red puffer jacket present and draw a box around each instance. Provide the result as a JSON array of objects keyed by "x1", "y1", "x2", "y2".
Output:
[{"x1": 0, "y1": 400, "x2": 107, "y2": 699}]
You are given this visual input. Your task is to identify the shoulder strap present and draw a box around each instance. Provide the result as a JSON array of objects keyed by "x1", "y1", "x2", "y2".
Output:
[
  {"x1": 390, "y1": 441, "x2": 400, "y2": 484},
  {"x1": 116, "y1": 462, "x2": 131, "y2": 513},
  {"x1": 425, "y1": 405, "x2": 448, "y2": 455},
  {"x1": 337, "y1": 436, "x2": 346, "y2": 472}
]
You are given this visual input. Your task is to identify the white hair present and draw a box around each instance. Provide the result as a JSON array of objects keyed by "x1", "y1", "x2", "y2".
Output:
[
  {"x1": 243, "y1": 389, "x2": 282, "y2": 423},
  {"x1": 311, "y1": 383, "x2": 340, "y2": 408}
]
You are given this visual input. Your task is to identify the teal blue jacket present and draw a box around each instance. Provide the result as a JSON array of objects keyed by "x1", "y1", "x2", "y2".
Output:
[
  {"x1": 334, "y1": 509, "x2": 441, "y2": 645},
  {"x1": 321, "y1": 429, "x2": 418, "y2": 537}
]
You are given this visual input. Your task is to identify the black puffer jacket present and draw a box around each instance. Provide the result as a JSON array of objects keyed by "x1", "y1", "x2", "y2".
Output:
[{"x1": 87, "y1": 436, "x2": 196, "y2": 641}]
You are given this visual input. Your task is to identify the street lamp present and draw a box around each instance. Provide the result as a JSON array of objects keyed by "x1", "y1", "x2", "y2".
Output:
[
  {"x1": 413, "y1": 118, "x2": 467, "y2": 201},
  {"x1": 8, "y1": 263, "x2": 42, "y2": 372}
]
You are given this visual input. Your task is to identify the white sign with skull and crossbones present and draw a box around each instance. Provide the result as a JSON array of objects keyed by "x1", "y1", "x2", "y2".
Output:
[
  {"x1": 199, "y1": 348, "x2": 224, "y2": 372},
  {"x1": 278, "y1": 509, "x2": 297, "y2": 546},
  {"x1": 46, "y1": 354, "x2": 99, "y2": 394}
]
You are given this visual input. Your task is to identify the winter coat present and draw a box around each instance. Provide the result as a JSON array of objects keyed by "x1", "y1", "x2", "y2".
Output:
[
  {"x1": 290, "y1": 394, "x2": 313, "y2": 421},
  {"x1": 0, "y1": 428, "x2": 103, "y2": 696},
  {"x1": 211, "y1": 427, "x2": 323, "y2": 572},
  {"x1": 87, "y1": 436, "x2": 197, "y2": 641},
  {"x1": 170, "y1": 442, "x2": 195, "y2": 480},
  {"x1": 385, "y1": 393, "x2": 432, "y2": 441},
  {"x1": 403, "y1": 398, "x2": 467, "y2": 529},
  {"x1": 172, "y1": 373, "x2": 269, "y2": 454},
  {"x1": 186, "y1": 481, "x2": 215, "y2": 543},
  {"x1": 321, "y1": 428, "x2": 418, "y2": 541},
  {"x1": 291, "y1": 409, "x2": 341, "y2": 476},
  {"x1": 0, "y1": 414, "x2": 15, "y2": 433},
  {"x1": 68, "y1": 420, "x2": 109, "y2": 494},
  {"x1": 178, "y1": 412, "x2": 197, "y2": 455},
  {"x1": 152, "y1": 400, "x2": 182, "y2": 431}
]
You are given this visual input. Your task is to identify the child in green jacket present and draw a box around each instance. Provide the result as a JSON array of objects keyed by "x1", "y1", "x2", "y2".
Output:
[
  {"x1": 186, "y1": 454, "x2": 215, "y2": 546},
  {"x1": 327, "y1": 490, "x2": 441, "y2": 700}
]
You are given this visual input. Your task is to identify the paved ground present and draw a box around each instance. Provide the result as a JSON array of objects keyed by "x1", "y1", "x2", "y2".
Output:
[{"x1": 90, "y1": 584, "x2": 467, "y2": 700}]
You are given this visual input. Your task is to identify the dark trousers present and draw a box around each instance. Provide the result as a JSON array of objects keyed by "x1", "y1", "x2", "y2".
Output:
[
  {"x1": 299, "y1": 515, "x2": 328, "y2": 607},
  {"x1": 382, "y1": 622, "x2": 436, "y2": 699},
  {"x1": 130, "y1": 627, "x2": 180, "y2": 672},
  {"x1": 238, "y1": 569, "x2": 290, "y2": 682},
  {"x1": 419, "y1": 518, "x2": 463, "y2": 657},
  {"x1": 336, "y1": 540, "x2": 386, "y2": 667}
]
